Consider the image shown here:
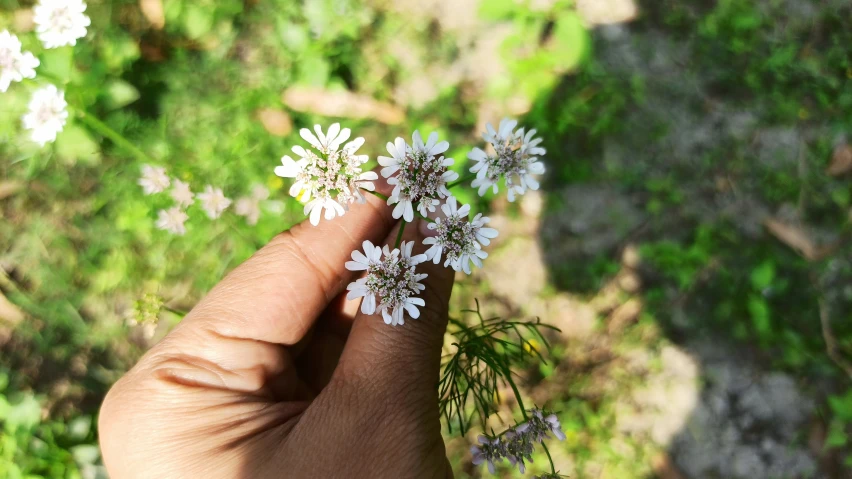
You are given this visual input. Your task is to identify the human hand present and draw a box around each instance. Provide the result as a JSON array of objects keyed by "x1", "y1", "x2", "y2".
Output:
[{"x1": 98, "y1": 179, "x2": 455, "y2": 478}]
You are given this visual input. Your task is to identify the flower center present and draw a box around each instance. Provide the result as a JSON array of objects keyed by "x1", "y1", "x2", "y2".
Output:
[
  {"x1": 488, "y1": 138, "x2": 528, "y2": 185},
  {"x1": 397, "y1": 148, "x2": 448, "y2": 202},
  {"x1": 49, "y1": 8, "x2": 76, "y2": 33},
  {"x1": 436, "y1": 215, "x2": 476, "y2": 261},
  {"x1": 299, "y1": 150, "x2": 362, "y2": 202},
  {"x1": 366, "y1": 255, "x2": 418, "y2": 309}
]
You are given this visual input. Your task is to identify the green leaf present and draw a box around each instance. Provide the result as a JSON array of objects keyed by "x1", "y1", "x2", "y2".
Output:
[
  {"x1": 826, "y1": 419, "x2": 848, "y2": 448},
  {"x1": 103, "y1": 80, "x2": 141, "y2": 110},
  {"x1": 747, "y1": 295, "x2": 771, "y2": 339},
  {"x1": 549, "y1": 11, "x2": 590, "y2": 72},
  {"x1": 38, "y1": 47, "x2": 75, "y2": 84},
  {"x1": 478, "y1": 0, "x2": 520, "y2": 20},
  {"x1": 749, "y1": 261, "x2": 775, "y2": 290},
  {"x1": 297, "y1": 53, "x2": 330, "y2": 86},
  {"x1": 67, "y1": 416, "x2": 92, "y2": 440}
]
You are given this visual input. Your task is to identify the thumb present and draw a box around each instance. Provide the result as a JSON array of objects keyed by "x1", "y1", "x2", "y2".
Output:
[{"x1": 336, "y1": 217, "x2": 455, "y2": 402}]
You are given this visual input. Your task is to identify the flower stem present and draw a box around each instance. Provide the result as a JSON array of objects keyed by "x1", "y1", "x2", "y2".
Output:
[
  {"x1": 362, "y1": 188, "x2": 389, "y2": 201},
  {"x1": 416, "y1": 211, "x2": 435, "y2": 223},
  {"x1": 75, "y1": 109, "x2": 156, "y2": 164},
  {"x1": 448, "y1": 172, "x2": 476, "y2": 189},
  {"x1": 542, "y1": 442, "x2": 556, "y2": 474},
  {"x1": 501, "y1": 362, "x2": 529, "y2": 421},
  {"x1": 394, "y1": 220, "x2": 407, "y2": 249}
]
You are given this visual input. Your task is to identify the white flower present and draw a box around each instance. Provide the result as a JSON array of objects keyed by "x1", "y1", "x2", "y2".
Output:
[
  {"x1": 138, "y1": 165, "x2": 170, "y2": 195},
  {"x1": 378, "y1": 131, "x2": 459, "y2": 222},
  {"x1": 155, "y1": 207, "x2": 188, "y2": 235},
  {"x1": 0, "y1": 30, "x2": 39, "y2": 93},
  {"x1": 423, "y1": 196, "x2": 498, "y2": 274},
  {"x1": 197, "y1": 185, "x2": 231, "y2": 219},
  {"x1": 33, "y1": 0, "x2": 91, "y2": 49},
  {"x1": 345, "y1": 240, "x2": 428, "y2": 326},
  {"x1": 468, "y1": 118, "x2": 546, "y2": 202},
  {"x1": 274, "y1": 123, "x2": 377, "y2": 226},
  {"x1": 22, "y1": 85, "x2": 68, "y2": 146},
  {"x1": 234, "y1": 184, "x2": 269, "y2": 225},
  {"x1": 169, "y1": 179, "x2": 194, "y2": 206}
]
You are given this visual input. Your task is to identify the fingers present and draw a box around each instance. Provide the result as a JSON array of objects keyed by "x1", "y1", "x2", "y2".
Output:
[
  {"x1": 182, "y1": 178, "x2": 395, "y2": 346},
  {"x1": 334, "y1": 218, "x2": 456, "y2": 401}
]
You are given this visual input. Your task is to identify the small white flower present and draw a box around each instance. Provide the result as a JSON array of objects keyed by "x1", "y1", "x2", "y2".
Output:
[
  {"x1": 137, "y1": 165, "x2": 170, "y2": 195},
  {"x1": 345, "y1": 240, "x2": 428, "y2": 326},
  {"x1": 274, "y1": 123, "x2": 377, "y2": 226},
  {"x1": 234, "y1": 184, "x2": 269, "y2": 225},
  {"x1": 169, "y1": 179, "x2": 194, "y2": 207},
  {"x1": 0, "y1": 30, "x2": 39, "y2": 93},
  {"x1": 155, "y1": 207, "x2": 188, "y2": 235},
  {"x1": 423, "y1": 196, "x2": 498, "y2": 274},
  {"x1": 22, "y1": 84, "x2": 68, "y2": 146},
  {"x1": 468, "y1": 118, "x2": 546, "y2": 202},
  {"x1": 197, "y1": 185, "x2": 231, "y2": 219},
  {"x1": 378, "y1": 131, "x2": 459, "y2": 222},
  {"x1": 33, "y1": 0, "x2": 91, "y2": 49}
]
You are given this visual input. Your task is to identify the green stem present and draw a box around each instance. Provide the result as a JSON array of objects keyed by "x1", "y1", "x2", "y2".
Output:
[
  {"x1": 76, "y1": 109, "x2": 156, "y2": 164},
  {"x1": 448, "y1": 172, "x2": 476, "y2": 189},
  {"x1": 501, "y1": 362, "x2": 528, "y2": 421},
  {"x1": 416, "y1": 211, "x2": 435, "y2": 223},
  {"x1": 394, "y1": 220, "x2": 407, "y2": 249},
  {"x1": 542, "y1": 442, "x2": 556, "y2": 474},
  {"x1": 362, "y1": 188, "x2": 389, "y2": 201}
]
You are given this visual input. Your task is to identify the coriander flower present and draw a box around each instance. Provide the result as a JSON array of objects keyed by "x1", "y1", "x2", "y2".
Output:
[
  {"x1": 468, "y1": 118, "x2": 546, "y2": 202},
  {"x1": 22, "y1": 85, "x2": 68, "y2": 146},
  {"x1": 505, "y1": 425, "x2": 535, "y2": 474},
  {"x1": 423, "y1": 196, "x2": 498, "y2": 274},
  {"x1": 155, "y1": 207, "x2": 188, "y2": 235},
  {"x1": 471, "y1": 435, "x2": 506, "y2": 475},
  {"x1": 378, "y1": 131, "x2": 459, "y2": 222},
  {"x1": 527, "y1": 409, "x2": 567, "y2": 442},
  {"x1": 274, "y1": 123, "x2": 377, "y2": 226},
  {"x1": 0, "y1": 30, "x2": 39, "y2": 93},
  {"x1": 197, "y1": 185, "x2": 231, "y2": 219},
  {"x1": 234, "y1": 184, "x2": 269, "y2": 225},
  {"x1": 138, "y1": 165, "x2": 170, "y2": 195},
  {"x1": 34, "y1": 0, "x2": 91, "y2": 49},
  {"x1": 170, "y1": 179, "x2": 194, "y2": 207},
  {"x1": 345, "y1": 240, "x2": 428, "y2": 326}
]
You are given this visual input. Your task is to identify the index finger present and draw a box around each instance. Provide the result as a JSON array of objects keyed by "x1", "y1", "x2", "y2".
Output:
[{"x1": 184, "y1": 179, "x2": 395, "y2": 346}]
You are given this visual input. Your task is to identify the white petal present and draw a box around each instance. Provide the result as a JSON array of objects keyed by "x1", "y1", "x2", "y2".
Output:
[{"x1": 300, "y1": 128, "x2": 321, "y2": 149}]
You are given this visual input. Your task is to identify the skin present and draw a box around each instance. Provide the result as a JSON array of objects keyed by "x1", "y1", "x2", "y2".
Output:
[{"x1": 99, "y1": 179, "x2": 456, "y2": 478}]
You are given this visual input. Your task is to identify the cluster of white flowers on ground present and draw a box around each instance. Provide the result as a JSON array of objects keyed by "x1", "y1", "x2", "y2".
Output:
[
  {"x1": 0, "y1": 1, "x2": 91, "y2": 145},
  {"x1": 274, "y1": 121, "x2": 545, "y2": 327},
  {"x1": 471, "y1": 409, "x2": 566, "y2": 475},
  {"x1": 138, "y1": 165, "x2": 267, "y2": 235}
]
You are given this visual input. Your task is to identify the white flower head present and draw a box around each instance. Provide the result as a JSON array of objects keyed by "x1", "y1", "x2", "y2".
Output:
[
  {"x1": 22, "y1": 85, "x2": 68, "y2": 146},
  {"x1": 468, "y1": 118, "x2": 546, "y2": 202},
  {"x1": 155, "y1": 207, "x2": 188, "y2": 235},
  {"x1": 234, "y1": 184, "x2": 269, "y2": 225},
  {"x1": 423, "y1": 196, "x2": 498, "y2": 275},
  {"x1": 274, "y1": 123, "x2": 376, "y2": 226},
  {"x1": 378, "y1": 131, "x2": 459, "y2": 222},
  {"x1": 34, "y1": 0, "x2": 91, "y2": 49},
  {"x1": 197, "y1": 185, "x2": 231, "y2": 219},
  {"x1": 138, "y1": 165, "x2": 170, "y2": 195},
  {"x1": 169, "y1": 179, "x2": 194, "y2": 206},
  {"x1": 345, "y1": 240, "x2": 428, "y2": 326},
  {"x1": 0, "y1": 30, "x2": 39, "y2": 93}
]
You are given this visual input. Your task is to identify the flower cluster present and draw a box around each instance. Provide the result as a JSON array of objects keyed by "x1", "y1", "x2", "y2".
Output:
[
  {"x1": 346, "y1": 241, "x2": 428, "y2": 326},
  {"x1": 273, "y1": 120, "x2": 545, "y2": 327},
  {"x1": 274, "y1": 124, "x2": 377, "y2": 225},
  {"x1": 139, "y1": 165, "x2": 267, "y2": 235},
  {"x1": 468, "y1": 118, "x2": 546, "y2": 202},
  {"x1": 1, "y1": 1, "x2": 92, "y2": 146},
  {"x1": 471, "y1": 409, "x2": 565, "y2": 475}
]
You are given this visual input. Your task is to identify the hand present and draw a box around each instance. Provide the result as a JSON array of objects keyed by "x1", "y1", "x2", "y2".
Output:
[{"x1": 98, "y1": 182, "x2": 456, "y2": 478}]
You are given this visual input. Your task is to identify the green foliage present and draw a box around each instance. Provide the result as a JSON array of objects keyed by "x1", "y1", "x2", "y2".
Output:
[{"x1": 439, "y1": 300, "x2": 559, "y2": 435}]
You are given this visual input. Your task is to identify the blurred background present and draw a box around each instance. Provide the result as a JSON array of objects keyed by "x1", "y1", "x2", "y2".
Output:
[{"x1": 1, "y1": 0, "x2": 852, "y2": 477}]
